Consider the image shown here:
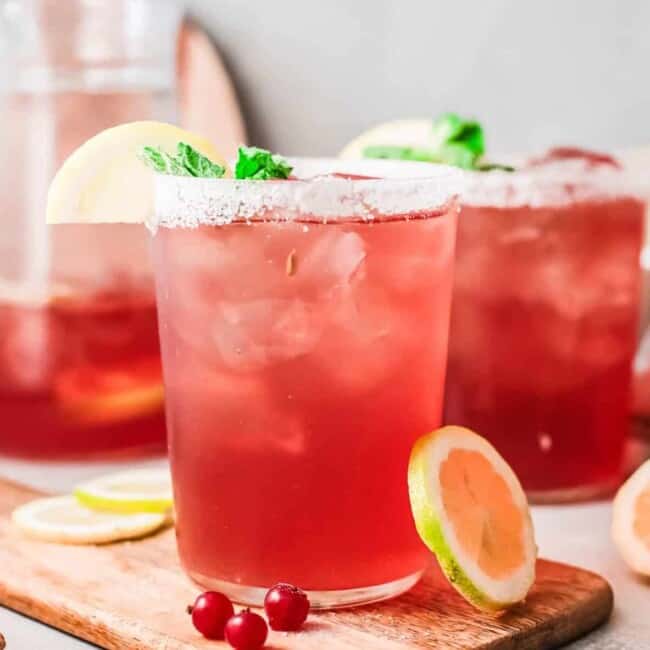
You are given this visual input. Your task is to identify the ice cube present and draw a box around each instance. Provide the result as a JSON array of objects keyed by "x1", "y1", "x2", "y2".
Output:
[
  {"x1": 213, "y1": 299, "x2": 323, "y2": 371},
  {"x1": 374, "y1": 217, "x2": 456, "y2": 294},
  {"x1": 0, "y1": 307, "x2": 57, "y2": 392},
  {"x1": 171, "y1": 366, "x2": 306, "y2": 457},
  {"x1": 314, "y1": 288, "x2": 405, "y2": 393},
  {"x1": 295, "y1": 230, "x2": 366, "y2": 293}
]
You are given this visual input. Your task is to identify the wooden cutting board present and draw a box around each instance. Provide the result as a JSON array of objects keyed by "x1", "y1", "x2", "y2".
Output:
[{"x1": 0, "y1": 477, "x2": 612, "y2": 650}]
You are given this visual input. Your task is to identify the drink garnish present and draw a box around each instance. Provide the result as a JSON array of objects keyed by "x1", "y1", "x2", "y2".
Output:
[
  {"x1": 141, "y1": 142, "x2": 226, "y2": 178},
  {"x1": 234, "y1": 145, "x2": 293, "y2": 180},
  {"x1": 612, "y1": 460, "x2": 650, "y2": 576},
  {"x1": 343, "y1": 113, "x2": 513, "y2": 171},
  {"x1": 408, "y1": 425, "x2": 536, "y2": 611},
  {"x1": 141, "y1": 142, "x2": 294, "y2": 180},
  {"x1": 363, "y1": 113, "x2": 486, "y2": 169},
  {"x1": 46, "y1": 121, "x2": 227, "y2": 224}
]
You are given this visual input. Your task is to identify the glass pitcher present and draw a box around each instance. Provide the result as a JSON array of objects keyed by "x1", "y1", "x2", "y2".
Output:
[{"x1": 0, "y1": 0, "x2": 182, "y2": 459}]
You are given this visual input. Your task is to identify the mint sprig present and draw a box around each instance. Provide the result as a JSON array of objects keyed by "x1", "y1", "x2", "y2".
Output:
[
  {"x1": 141, "y1": 143, "x2": 226, "y2": 178},
  {"x1": 141, "y1": 146, "x2": 192, "y2": 176},
  {"x1": 235, "y1": 146, "x2": 293, "y2": 180},
  {"x1": 431, "y1": 113, "x2": 484, "y2": 159},
  {"x1": 140, "y1": 143, "x2": 294, "y2": 180},
  {"x1": 362, "y1": 146, "x2": 443, "y2": 163},
  {"x1": 362, "y1": 113, "x2": 512, "y2": 172},
  {"x1": 176, "y1": 142, "x2": 226, "y2": 178}
]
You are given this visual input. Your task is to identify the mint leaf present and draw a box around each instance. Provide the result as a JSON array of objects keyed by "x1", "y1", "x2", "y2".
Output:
[
  {"x1": 363, "y1": 141, "x2": 479, "y2": 169},
  {"x1": 140, "y1": 143, "x2": 225, "y2": 178},
  {"x1": 362, "y1": 145, "x2": 443, "y2": 163},
  {"x1": 476, "y1": 162, "x2": 515, "y2": 172},
  {"x1": 235, "y1": 146, "x2": 292, "y2": 180},
  {"x1": 141, "y1": 146, "x2": 191, "y2": 176},
  {"x1": 361, "y1": 113, "x2": 514, "y2": 172},
  {"x1": 176, "y1": 142, "x2": 225, "y2": 178},
  {"x1": 436, "y1": 143, "x2": 480, "y2": 170},
  {"x1": 432, "y1": 113, "x2": 485, "y2": 158}
]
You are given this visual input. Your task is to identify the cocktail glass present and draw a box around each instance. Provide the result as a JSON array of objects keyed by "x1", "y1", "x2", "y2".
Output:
[
  {"x1": 150, "y1": 159, "x2": 459, "y2": 607},
  {"x1": 445, "y1": 153, "x2": 645, "y2": 502}
]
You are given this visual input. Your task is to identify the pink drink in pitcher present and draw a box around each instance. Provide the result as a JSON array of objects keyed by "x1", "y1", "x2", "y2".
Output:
[{"x1": 0, "y1": 225, "x2": 165, "y2": 459}]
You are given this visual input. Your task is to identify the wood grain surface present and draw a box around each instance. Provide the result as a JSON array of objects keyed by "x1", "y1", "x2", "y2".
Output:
[{"x1": 0, "y1": 477, "x2": 613, "y2": 649}]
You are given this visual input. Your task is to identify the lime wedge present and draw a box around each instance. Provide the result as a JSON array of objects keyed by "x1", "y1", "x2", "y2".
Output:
[
  {"x1": 46, "y1": 121, "x2": 227, "y2": 225},
  {"x1": 74, "y1": 468, "x2": 173, "y2": 515},
  {"x1": 12, "y1": 496, "x2": 168, "y2": 545},
  {"x1": 408, "y1": 426, "x2": 537, "y2": 611}
]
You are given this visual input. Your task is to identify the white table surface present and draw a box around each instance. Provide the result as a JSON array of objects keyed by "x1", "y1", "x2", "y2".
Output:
[{"x1": 0, "y1": 460, "x2": 648, "y2": 650}]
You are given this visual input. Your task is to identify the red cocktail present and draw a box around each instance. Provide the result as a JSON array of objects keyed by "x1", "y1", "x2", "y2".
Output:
[
  {"x1": 152, "y1": 160, "x2": 459, "y2": 607},
  {"x1": 445, "y1": 151, "x2": 644, "y2": 500}
]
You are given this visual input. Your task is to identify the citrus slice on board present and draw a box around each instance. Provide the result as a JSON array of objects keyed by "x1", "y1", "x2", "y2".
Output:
[
  {"x1": 12, "y1": 496, "x2": 168, "y2": 544},
  {"x1": 339, "y1": 119, "x2": 436, "y2": 159},
  {"x1": 74, "y1": 468, "x2": 173, "y2": 515},
  {"x1": 408, "y1": 426, "x2": 537, "y2": 611},
  {"x1": 46, "y1": 121, "x2": 227, "y2": 224},
  {"x1": 612, "y1": 460, "x2": 650, "y2": 575}
]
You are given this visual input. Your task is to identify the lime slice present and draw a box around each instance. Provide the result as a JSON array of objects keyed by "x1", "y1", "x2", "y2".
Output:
[
  {"x1": 612, "y1": 460, "x2": 650, "y2": 576},
  {"x1": 12, "y1": 496, "x2": 168, "y2": 544},
  {"x1": 339, "y1": 119, "x2": 435, "y2": 159},
  {"x1": 74, "y1": 468, "x2": 173, "y2": 515},
  {"x1": 46, "y1": 121, "x2": 227, "y2": 224},
  {"x1": 408, "y1": 425, "x2": 537, "y2": 611}
]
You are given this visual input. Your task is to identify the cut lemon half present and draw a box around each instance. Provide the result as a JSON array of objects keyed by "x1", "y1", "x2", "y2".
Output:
[
  {"x1": 612, "y1": 460, "x2": 650, "y2": 576},
  {"x1": 12, "y1": 496, "x2": 168, "y2": 544},
  {"x1": 46, "y1": 121, "x2": 226, "y2": 224},
  {"x1": 408, "y1": 426, "x2": 537, "y2": 611},
  {"x1": 74, "y1": 468, "x2": 173, "y2": 515},
  {"x1": 339, "y1": 119, "x2": 436, "y2": 159}
]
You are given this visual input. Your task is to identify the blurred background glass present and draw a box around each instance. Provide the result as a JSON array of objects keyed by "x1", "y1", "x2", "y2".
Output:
[{"x1": 0, "y1": 0, "x2": 182, "y2": 461}]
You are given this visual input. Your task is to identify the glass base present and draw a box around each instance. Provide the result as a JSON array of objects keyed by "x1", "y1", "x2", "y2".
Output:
[
  {"x1": 526, "y1": 478, "x2": 618, "y2": 504},
  {"x1": 187, "y1": 569, "x2": 424, "y2": 610}
]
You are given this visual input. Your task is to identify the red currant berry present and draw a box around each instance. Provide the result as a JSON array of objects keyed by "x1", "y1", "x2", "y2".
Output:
[
  {"x1": 224, "y1": 609, "x2": 268, "y2": 650},
  {"x1": 187, "y1": 591, "x2": 234, "y2": 640},
  {"x1": 264, "y1": 583, "x2": 310, "y2": 631}
]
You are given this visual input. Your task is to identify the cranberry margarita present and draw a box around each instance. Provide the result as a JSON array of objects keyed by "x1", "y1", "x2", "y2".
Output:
[
  {"x1": 151, "y1": 159, "x2": 459, "y2": 607},
  {"x1": 445, "y1": 151, "x2": 644, "y2": 500}
]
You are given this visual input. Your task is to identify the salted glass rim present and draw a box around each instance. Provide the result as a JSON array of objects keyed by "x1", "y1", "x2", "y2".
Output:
[
  {"x1": 460, "y1": 158, "x2": 646, "y2": 207},
  {"x1": 151, "y1": 157, "x2": 462, "y2": 229}
]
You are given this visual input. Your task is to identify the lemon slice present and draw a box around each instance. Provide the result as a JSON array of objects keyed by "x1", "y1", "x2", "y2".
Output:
[
  {"x1": 12, "y1": 496, "x2": 168, "y2": 544},
  {"x1": 612, "y1": 460, "x2": 650, "y2": 575},
  {"x1": 46, "y1": 121, "x2": 227, "y2": 224},
  {"x1": 74, "y1": 468, "x2": 173, "y2": 515},
  {"x1": 55, "y1": 358, "x2": 164, "y2": 427},
  {"x1": 339, "y1": 119, "x2": 436, "y2": 159},
  {"x1": 408, "y1": 426, "x2": 537, "y2": 611}
]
